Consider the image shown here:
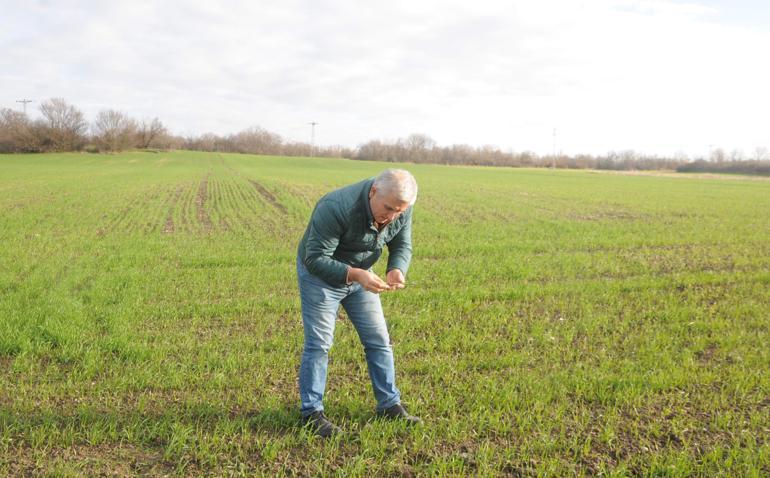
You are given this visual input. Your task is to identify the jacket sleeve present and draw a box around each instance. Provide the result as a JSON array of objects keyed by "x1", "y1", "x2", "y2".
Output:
[
  {"x1": 301, "y1": 199, "x2": 350, "y2": 286},
  {"x1": 386, "y1": 207, "x2": 413, "y2": 276}
]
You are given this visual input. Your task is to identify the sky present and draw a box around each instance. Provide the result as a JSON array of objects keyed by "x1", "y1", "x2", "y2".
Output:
[{"x1": 2, "y1": 0, "x2": 769, "y2": 157}]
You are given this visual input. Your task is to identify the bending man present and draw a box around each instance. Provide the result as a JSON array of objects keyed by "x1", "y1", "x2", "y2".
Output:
[{"x1": 296, "y1": 169, "x2": 421, "y2": 437}]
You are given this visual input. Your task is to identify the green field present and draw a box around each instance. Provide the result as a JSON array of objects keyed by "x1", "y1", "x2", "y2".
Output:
[{"x1": 1, "y1": 151, "x2": 768, "y2": 476}]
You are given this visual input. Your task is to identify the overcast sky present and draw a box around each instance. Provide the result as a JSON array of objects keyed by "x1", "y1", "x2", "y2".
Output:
[{"x1": 2, "y1": 0, "x2": 769, "y2": 157}]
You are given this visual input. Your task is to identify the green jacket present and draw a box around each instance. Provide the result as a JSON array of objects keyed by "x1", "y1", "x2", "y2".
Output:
[{"x1": 297, "y1": 177, "x2": 413, "y2": 287}]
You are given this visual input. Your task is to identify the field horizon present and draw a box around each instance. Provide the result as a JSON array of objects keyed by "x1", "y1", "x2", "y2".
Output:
[{"x1": 1, "y1": 150, "x2": 768, "y2": 476}]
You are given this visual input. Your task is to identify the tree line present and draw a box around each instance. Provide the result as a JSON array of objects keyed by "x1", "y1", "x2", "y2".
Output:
[
  {"x1": 2, "y1": 98, "x2": 768, "y2": 175},
  {"x1": 1, "y1": 98, "x2": 172, "y2": 153}
]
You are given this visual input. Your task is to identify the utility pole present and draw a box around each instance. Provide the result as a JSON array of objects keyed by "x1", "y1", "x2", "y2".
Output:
[
  {"x1": 16, "y1": 99, "x2": 34, "y2": 115},
  {"x1": 308, "y1": 122, "x2": 318, "y2": 157},
  {"x1": 552, "y1": 127, "x2": 557, "y2": 169}
]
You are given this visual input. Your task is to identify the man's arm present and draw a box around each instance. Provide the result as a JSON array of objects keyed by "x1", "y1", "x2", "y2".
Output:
[
  {"x1": 386, "y1": 207, "x2": 413, "y2": 277},
  {"x1": 302, "y1": 200, "x2": 350, "y2": 286}
]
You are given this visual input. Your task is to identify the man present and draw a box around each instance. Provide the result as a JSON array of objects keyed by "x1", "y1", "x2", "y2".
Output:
[{"x1": 296, "y1": 169, "x2": 422, "y2": 437}]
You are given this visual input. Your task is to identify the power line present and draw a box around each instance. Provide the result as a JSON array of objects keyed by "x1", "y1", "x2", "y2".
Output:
[
  {"x1": 308, "y1": 122, "x2": 318, "y2": 157},
  {"x1": 552, "y1": 127, "x2": 557, "y2": 169},
  {"x1": 16, "y1": 99, "x2": 34, "y2": 115}
]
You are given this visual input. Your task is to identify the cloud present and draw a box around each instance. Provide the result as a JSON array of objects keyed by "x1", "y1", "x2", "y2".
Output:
[{"x1": 1, "y1": 0, "x2": 768, "y2": 156}]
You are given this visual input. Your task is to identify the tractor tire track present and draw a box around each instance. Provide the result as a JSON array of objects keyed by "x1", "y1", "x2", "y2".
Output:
[
  {"x1": 163, "y1": 184, "x2": 186, "y2": 234},
  {"x1": 196, "y1": 173, "x2": 213, "y2": 231},
  {"x1": 248, "y1": 179, "x2": 288, "y2": 214}
]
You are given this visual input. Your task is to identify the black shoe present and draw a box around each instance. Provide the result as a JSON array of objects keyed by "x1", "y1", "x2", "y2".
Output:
[
  {"x1": 376, "y1": 403, "x2": 423, "y2": 425},
  {"x1": 301, "y1": 411, "x2": 342, "y2": 438}
]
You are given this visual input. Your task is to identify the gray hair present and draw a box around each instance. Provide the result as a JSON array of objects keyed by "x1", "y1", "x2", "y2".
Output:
[{"x1": 373, "y1": 169, "x2": 418, "y2": 205}]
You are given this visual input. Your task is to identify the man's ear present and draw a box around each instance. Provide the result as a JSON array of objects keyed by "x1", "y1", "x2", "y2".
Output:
[{"x1": 369, "y1": 186, "x2": 377, "y2": 198}]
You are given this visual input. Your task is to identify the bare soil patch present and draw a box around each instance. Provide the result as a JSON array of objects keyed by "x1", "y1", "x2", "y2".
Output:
[
  {"x1": 562, "y1": 392, "x2": 770, "y2": 475},
  {"x1": 6, "y1": 443, "x2": 176, "y2": 477},
  {"x1": 163, "y1": 183, "x2": 185, "y2": 234},
  {"x1": 248, "y1": 179, "x2": 288, "y2": 214},
  {"x1": 695, "y1": 342, "x2": 719, "y2": 363},
  {"x1": 196, "y1": 173, "x2": 213, "y2": 231}
]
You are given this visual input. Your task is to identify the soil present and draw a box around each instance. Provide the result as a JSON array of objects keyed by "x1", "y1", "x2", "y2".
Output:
[
  {"x1": 196, "y1": 173, "x2": 213, "y2": 231},
  {"x1": 163, "y1": 184, "x2": 185, "y2": 233},
  {"x1": 248, "y1": 179, "x2": 288, "y2": 214}
]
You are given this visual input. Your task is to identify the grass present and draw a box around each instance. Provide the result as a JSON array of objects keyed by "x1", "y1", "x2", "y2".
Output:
[{"x1": 0, "y1": 150, "x2": 768, "y2": 476}]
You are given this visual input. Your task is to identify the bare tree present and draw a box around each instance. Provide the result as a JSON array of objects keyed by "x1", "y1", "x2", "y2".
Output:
[
  {"x1": 136, "y1": 117, "x2": 167, "y2": 149},
  {"x1": 402, "y1": 133, "x2": 435, "y2": 162},
  {"x1": 0, "y1": 108, "x2": 24, "y2": 152},
  {"x1": 710, "y1": 147, "x2": 726, "y2": 163},
  {"x1": 357, "y1": 140, "x2": 385, "y2": 161},
  {"x1": 186, "y1": 133, "x2": 220, "y2": 152},
  {"x1": 282, "y1": 141, "x2": 313, "y2": 157},
  {"x1": 753, "y1": 146, "x2": 768, "y2": 161},
  {"x1": 92, "y1": 110, "x2": 137, "y2": 152},
  {"x1": 1, "y1": 109, "x2": 33, "y2": 152},
  {"x1": 229, "y1": 126, "x2": 283, "y2": 154},
  {"x1": 729, "y1": 149, "x2": 744, "y2": 161},
  {"x1": 39, "y1": 98, "x2": 88, "y2": 151}
]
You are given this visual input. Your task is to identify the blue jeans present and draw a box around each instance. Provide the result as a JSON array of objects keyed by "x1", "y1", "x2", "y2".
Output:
[{"x1": 297, "y1": 257, "x2": 401, "y2": 417}]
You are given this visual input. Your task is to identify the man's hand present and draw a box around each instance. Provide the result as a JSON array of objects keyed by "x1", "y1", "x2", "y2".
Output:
[
  {"x1": 386, "y1": 269, "x2": 406, "y2": 290},
  {"x1": 349, "y1": 268, "x2": 393, "y2": 293}
]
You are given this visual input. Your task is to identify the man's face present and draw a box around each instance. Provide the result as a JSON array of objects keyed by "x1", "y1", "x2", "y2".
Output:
[{"x1": 369, "y1": 186, "x2": 410, "y2": 227}]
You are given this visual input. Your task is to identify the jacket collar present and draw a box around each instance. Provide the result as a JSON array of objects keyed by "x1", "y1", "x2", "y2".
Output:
[{"x1": 362, "y1": 178, "x2": 378, "y2": 232}]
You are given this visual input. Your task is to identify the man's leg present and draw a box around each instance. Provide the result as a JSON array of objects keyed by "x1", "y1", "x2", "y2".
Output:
[
  {"x1": 297, "y1": 259, "x2": 346, "y2": 417},
  {"x1": 340, "y1": 284, "x2": 401, "y2": 411}
]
